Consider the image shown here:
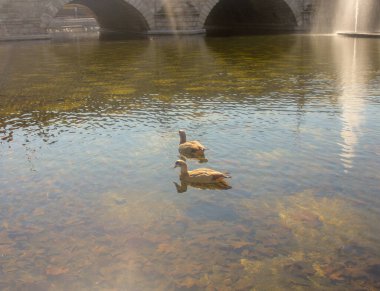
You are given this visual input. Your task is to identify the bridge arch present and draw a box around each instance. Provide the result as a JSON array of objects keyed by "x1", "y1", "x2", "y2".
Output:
[
  {"x1": 200, "y1": 0, "x2": 300, "y2": 35},
  {"x1": 41, "y1": 0, "x2": 153, "y2": 35}
]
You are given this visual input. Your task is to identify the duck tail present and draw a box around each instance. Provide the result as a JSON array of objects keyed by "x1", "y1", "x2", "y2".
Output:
[{"x1": 224, "y1": 172, "x2": 232, "y2": 178}]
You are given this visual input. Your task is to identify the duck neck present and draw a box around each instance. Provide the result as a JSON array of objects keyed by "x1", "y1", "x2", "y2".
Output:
[
  {"x1": 179, "y1": 132, "x2": 187, "y2": 144},
  {"x1": 180, "y1": 164, "x2": 189, "y2": 177}
]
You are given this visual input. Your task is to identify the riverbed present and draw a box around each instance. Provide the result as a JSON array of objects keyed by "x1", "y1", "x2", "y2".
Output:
[{"x1": 0, "y1": 34, "x2": 379, "y2": 290}]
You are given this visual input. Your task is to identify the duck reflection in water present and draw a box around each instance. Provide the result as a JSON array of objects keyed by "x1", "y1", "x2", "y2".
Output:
[
  {"x1": 173, "y1": 160, "x2": 231, "y2": 193},
  {"x1": 174, "y1": 180, "x2": 231, "y2": 193},
  {"x1": 178, "y1": 130, "x2": 207, "y2": 162},
  {"x1": 179, "y1": 154, "x2": 208, "y2": 164}
]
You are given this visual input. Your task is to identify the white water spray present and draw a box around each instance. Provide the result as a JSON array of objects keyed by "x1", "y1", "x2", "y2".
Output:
[
  {"x1": 313, "y1": 0, "x2": 380, "y2": 33},
  {"x1": 354, "y1": 0, "x2": 359, "y2": 32}
]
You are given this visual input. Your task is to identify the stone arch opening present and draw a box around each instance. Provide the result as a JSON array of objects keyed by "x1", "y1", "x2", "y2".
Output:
[
  {"x1": 45, "y1": 0, "x2": 150, "y2": 37},
  {"x1": 204, "y1": 0, "x2": 298, "y2": 36}
]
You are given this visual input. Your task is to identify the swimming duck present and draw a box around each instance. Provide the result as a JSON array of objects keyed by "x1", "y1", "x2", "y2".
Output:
[
  {"x1": 174, "y1": 160, "x2": 231, "y2": 184},
  {"x1": 178, "y1": 130, "x2": 206, "y2": 157}
]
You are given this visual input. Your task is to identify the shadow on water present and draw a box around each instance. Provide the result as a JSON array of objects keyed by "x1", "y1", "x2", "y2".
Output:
[
  {"x1": 98, "y1": 31, "x2": 149, "y2": 41},
  {"x1": 184, "y1": 200, "x2": 238, "y2": 221}
]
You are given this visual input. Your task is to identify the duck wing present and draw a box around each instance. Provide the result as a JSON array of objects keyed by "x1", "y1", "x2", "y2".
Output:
[
  {"x1": 187, "y1": 168, "x2": 231, "y2": 183},
  {"x1": 188, "y1": 141, "x2": 206, "y2": 150},
  {"x1": 179, "y1": 141, "x2": 206, "y2": 155}
]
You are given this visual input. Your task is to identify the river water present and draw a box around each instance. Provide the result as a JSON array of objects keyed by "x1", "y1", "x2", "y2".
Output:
[{"x1": 0, "y1": 34, "x2": 379, "y2": 290}]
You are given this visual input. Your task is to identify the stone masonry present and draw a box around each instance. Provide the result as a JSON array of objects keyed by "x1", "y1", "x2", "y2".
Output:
[{"x1": 0, "y1": 0, "x2": 313, "y2": 40}]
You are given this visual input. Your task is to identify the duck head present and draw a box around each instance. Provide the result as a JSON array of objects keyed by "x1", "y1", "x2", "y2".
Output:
[
  {"x1": 179, "y1": 130, "x2": 187, "y2": 144},
  {"x1": 174, "y1": 159, "x2": 187, "y2": 168}
]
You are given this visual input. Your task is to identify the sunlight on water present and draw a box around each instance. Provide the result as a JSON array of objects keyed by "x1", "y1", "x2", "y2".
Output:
[
  {"x1": 338, "y1": 38, "x2": 364, "y2": 170},
  {"x1": 0, "y1": 35, "x2": 379, "y2": 290}
]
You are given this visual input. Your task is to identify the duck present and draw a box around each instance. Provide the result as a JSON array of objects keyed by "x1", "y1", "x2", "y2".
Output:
[
  {"x1": 178, "y1": 130, "x2": 206, "y2": 157},
  {"x1": 174, "y1": 160, "x2": 231, "y2": 185}
]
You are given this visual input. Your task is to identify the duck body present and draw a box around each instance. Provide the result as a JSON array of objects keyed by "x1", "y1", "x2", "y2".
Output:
[
  {"x1": 179, "y1": 141, "x2": 206, "y2": 156},
  {"x1": 178, "y1": 130, "x2": 206, "y2": 157},
  {"x1": 174, "y1": 160, "x2": 231, "y2": 185}
]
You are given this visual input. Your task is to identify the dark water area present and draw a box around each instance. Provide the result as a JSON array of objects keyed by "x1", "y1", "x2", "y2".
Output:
[{"x1": 0, "y1": 34, "x2": 379, "y2": 290}]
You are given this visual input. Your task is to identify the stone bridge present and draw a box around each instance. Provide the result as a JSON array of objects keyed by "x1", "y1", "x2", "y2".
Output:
[{"x1": 0, "y1": 0, "x2": 313, "y2": 40}]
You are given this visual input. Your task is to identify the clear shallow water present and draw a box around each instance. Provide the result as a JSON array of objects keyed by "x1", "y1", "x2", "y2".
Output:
[{"x1": 0, "y1": 35, "x2": 379, "y2": 290}]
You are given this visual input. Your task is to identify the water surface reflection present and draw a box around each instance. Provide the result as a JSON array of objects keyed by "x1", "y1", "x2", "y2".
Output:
[
  {"x1": 337, "y1": 38, "x2": 368, "y2": 171},
  {"x1": 0, "y1": 35, "x2": 379, "y2": 290}
]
